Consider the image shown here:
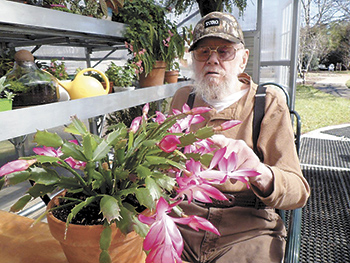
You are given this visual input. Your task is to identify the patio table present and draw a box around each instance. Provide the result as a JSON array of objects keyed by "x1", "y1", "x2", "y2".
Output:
[{"x1": 0, "y1": 210, "x2": 67, "y2": 263}]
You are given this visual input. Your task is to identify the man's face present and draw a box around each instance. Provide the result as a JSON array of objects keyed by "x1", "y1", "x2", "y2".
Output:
[{"x1": 192, "y1": 37, "x2": 249, "y2": 100}]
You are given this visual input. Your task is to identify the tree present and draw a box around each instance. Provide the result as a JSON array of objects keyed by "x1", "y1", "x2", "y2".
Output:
[
  {"x1": 298, "y1": 0, "x2": 349, "y2": 72},
  {"x1": 321, "y1": 21, "x2": 350, "y2": 69},
  {"x1": 334, "y1": 0, "x2": 350, "y2": 20}
]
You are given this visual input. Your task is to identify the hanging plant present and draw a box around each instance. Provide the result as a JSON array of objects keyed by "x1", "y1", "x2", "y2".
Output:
[
  {"x1": 117, "y1": 0, "x2": 184, "y2": 75},
  {"x1": 164, "y1": 0, "x2": 247, "y2": 17}
]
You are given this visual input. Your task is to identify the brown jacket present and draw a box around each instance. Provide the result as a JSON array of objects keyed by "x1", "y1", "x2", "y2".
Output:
[{"x1": 170, "y1": 74, "x2": 310, "y2": 210}]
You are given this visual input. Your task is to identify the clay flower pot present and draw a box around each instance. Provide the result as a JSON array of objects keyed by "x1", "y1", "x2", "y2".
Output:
[
  {"x1": 46, "y1": 194, "x2": 146, "y2": 263},
  {"x1": 139, "y1": 61, "x2": 166, "y2": 88},
  {"x1": 164, "y1": 70, "x2": 180, "y2": 84}
]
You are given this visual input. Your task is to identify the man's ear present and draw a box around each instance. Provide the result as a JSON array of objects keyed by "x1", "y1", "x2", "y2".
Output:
[{"x1": 240, "y1": 49, "x2": 249, "y2": 72}]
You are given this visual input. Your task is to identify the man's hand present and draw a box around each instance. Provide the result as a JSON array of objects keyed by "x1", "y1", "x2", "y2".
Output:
[{"x1": 211, "y1": 134, "x2": 274, "y2": 197}]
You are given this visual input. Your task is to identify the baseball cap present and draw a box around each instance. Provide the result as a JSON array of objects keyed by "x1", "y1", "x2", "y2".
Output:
[{"x1": 189, "y1": 12, "x2": 245, "y2": 51}]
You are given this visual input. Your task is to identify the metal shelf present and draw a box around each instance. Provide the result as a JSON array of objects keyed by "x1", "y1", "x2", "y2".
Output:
[
  {"x1": 0, "y1": 82, "x2": 191, "y2": 141},
  {"x1": 0, "y1": 1, "x2": 127, "y2": 50},
  {"x1": 0, "y1": 2, "x2": 191, "y2": 142}
]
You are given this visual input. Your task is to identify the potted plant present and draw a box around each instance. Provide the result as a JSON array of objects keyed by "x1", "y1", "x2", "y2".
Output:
[
  {"x1": 164, "y1": 61, "x2": 181, "y2": 84},
  {"x1": 0, "y1": 76, "x2": 15, "y2": 112},
  {"x1": 163, "y1": 24, "x2": 186, "y2": 84},
  {"x1": 42, "y1": 59, "x2": 69, "y2": 80},
  {"x1": 164, "y1": 0, "x2": 247, "y2": 17},
  {"x1": 117, "y1": 0, "x2": 184, "y2": 87},
  {"x1": 4, "y1": 50, "x2": 59, "y2": 107},
  {"x1": 0, "y1": 104, "x2": 259, "y2": 263},
  {"x1": 105, "y1": 61, "x2": 138, "y2": 92}
]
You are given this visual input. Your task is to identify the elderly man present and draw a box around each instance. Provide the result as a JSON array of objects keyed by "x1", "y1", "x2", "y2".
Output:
[{"x1": 170, "y1": 12, "x2": 310, "y2": 263}]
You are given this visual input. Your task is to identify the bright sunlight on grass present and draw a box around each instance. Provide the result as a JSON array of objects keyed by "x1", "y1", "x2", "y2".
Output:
[{"x1": 295, "y1": 85, "x2": 350, "y2": 134}]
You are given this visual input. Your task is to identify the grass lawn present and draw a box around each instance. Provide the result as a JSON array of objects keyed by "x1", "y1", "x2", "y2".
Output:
[{"x1": 295, "y1": 84, "x2": 350, "y2": 134}]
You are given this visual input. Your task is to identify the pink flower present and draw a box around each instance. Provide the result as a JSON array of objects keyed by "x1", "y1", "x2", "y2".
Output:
[
  {"x1": 139, "y1": 197, "x2": 219, "y2": 263},
  {"x1": 33, "y1": 146, "x2": 63, "y2": 157},
  {"x1": 125, "y1": 41, "x2": 133, "y2": 52},
  {"x1": 176, "y1": 159, "x2": 228, "y2": 203},
  {"x1": 64, "y1": 157, "x2": 86, "y2": 170},
  {"x1": 143, "y1": 103, "x2": 149, "y2": 120},
  {"x1": 177, "y1": 215, "x2": 220, "y2": 236},
  {"x1": 68, "y1": 140, "x2": 79, "y2": 145},
  {"x1": 171, "y1": 104, "x2": 208, "y2": 133},
  {"x1": 135, "y1": 60, "x2": 142, "y2": 67},
  {"x1": 184, "y1": 138, "x2": 215, "y2": 154},
  {"x1": 139, "y1": 197, "x2": 183, "y2": 262},
  {"x1": 0, "y1": 159, "x2": 37, "y2": 177},
  {"x1": 153, "y1": 111, "x2": 167, "y2": 124},
  {"x1": 158, "y1": 135, "x2": 181, "y2": 153},
  {"x1": 213, "y1": 120, "x2": 242, "y2": 131},
  {"x1": 163, "y1": 39, "x2": 170, "y2": 47},
  {"x1": 129, "y1": 116, "x2": 142, "y2": 133},
  {"x1": 178, "y1": 103, "x2": 211, "y2": 119},
  {"x1": 201, "y1": 148, "x2": 260, "y2": 188}
]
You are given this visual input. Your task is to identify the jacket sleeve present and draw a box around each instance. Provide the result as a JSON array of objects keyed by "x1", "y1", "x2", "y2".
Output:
[{"x1": 253, "y1": 88, "x2": 310, "y2": 210}]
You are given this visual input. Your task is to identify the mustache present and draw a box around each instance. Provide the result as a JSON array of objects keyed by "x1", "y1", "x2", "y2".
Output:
[{"x1": 202, "y1": 67, "x2": 226, "y2": 77}]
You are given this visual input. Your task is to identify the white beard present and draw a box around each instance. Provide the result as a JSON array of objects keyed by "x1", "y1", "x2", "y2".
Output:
[{"x1": 192, "y1": 69, "x2": 240, "y2": 101}]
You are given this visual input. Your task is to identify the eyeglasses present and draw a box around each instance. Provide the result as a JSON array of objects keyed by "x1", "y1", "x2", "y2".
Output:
[{"x1": 193, "y1": 45, "x2": 242, "y2": 62}]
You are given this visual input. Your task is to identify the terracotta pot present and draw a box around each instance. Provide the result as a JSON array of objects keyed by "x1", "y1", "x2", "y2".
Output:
[
  {"x1": 46, "y1": 194, "x2": 146, "y2": 263},
  {"x1": 102, "y1": 81, "x2": 113, "y2": 93},
  {"x1": 139, "y1": 61, "x2": 166, "y2": 88},
  {"x1": 164, "y1": 70, "x2": 179, "y2": 84}
]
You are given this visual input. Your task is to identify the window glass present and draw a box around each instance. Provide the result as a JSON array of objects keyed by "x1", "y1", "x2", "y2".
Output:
[{"x1": 261, "y1": 0, "x2": 293, "y2": 62}]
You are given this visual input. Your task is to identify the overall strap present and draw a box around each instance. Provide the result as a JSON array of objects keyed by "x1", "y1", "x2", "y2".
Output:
[
  {"x1": 187, "y1": 92, "x2": 196, "y2": 109},
  {"x1": 253, "y1": 84, "x2": 267, "y2": 162},
  {"x1": 187, "y1": 88, "x2": 266, "y2": 162}
]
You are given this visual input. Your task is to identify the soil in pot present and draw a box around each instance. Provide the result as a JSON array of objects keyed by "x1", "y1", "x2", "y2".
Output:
[
  {"x1": 47, "y1": 192, "x2": 146, "y2": 263},
  {"x1": 13, "y1": 83, "x2": 58, "y2": 107}
]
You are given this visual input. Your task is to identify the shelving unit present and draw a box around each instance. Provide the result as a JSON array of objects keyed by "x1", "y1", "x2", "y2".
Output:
[
  {"x1": 0, "y1": 82, "x2": 191, "y2": 141},
  {"x1": 0, "y1": 1, "x2": 191, "y2": 141},
  {"x1": 0, "y1": 1, "x2": 126, "y2": 50}
]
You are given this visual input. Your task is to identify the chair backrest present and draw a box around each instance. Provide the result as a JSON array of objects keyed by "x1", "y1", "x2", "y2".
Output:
[{"x1": 255, "y1": 82, "x2": 302, "y2": 263}]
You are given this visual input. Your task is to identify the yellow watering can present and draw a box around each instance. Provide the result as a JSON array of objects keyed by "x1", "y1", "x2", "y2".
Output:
[{"x1": 58, "y1": 68, "x2": 110, "y2": 100}]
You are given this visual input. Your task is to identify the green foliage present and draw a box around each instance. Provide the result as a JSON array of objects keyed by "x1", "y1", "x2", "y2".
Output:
[
  {"x1": 0, "y1": 59, "x2": 14, "y2": 77},
  {"x1": 320, "y1": 20, "x2": 350, "y2": 68},
  {"x1": 163, "y1": 0, "x2": 247, "y2": 16},
  {"x1": 44, "y1": 0, "x2": 105, "y2": 18},
  {"x1": 3, "y1": 80, "x2": 27, "y2": 93},
  {"x1": 1, "y1": 109, "x2": 221, "y2": 263},
  {"x1": 295, "y1": 84, "x2": 350, "y2": 133},
  {"x1": 105, "y1": 100, "x2": 166, "y2": 131},
  {"x1": 42, "y1": 59, "x2": 69, "y2": 80},
  {"x1": 117, "y1": 0, "x2": 185, "y2": 75},
  {"x1": 4, "y1": 62, "x2": 54, "y2": 95},
  {"x1": 0, "y1": 76, "x2": 15, "y2": 100},
  {"x1": 105, "y1": 61, "x2": 137, "y2": 87}
]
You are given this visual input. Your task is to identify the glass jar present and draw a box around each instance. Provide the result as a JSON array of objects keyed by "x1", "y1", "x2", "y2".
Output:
[{"x1": 5, "y1": 50, "x2": 59, "y2": 107}]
